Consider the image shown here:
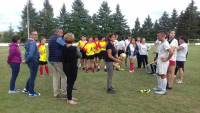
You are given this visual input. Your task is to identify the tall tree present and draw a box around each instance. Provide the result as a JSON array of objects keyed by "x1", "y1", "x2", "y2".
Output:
[
  {"x1": 91, "y1": 14, "x2": 100, "y2": 36},
  {"x1": 96, "y1": 1, "x2": 113, "y2": 36},
  {"x1": 131, "y1": 17, "x2": 141, "y2": 37},
  {"x1": 152, "y1": 20, "x2": 160, "y2": 39},
  {"x1": 177, "y1": 0, "x2": 200, "y2": 39},
  {"x1": 112, "y1": 4, "x2": 129, "y2": 39},
  {"x1": 57, "y1": 4, "x2": 71, "y2": 32},
  {"x1": 19, "y1": 0, "x2": 38, "y2": 40},
  {"x1": 159, "y1": 11, "x2": 171, "y2": 32},
  {"x1": 38, "y1": 0, "x2": 56, "y2": 38},
  {"x1": 170, "y1": 9, "x2": 178, "y2": 30},
  {"x1": 140, "y1": 15, "x2": 154, "y2": 40},
  {"x1": 70, "y1": 0, "x2": 92, "y2": 38}
]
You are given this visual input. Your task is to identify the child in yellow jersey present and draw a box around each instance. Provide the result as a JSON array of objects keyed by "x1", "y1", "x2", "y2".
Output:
[
  {"x1": 94, "y1": 37, "x2": 101, "y2": 71},
  {"x1": 38, "y1": 37, "x2": 49, "y2": 78},
  {"x1": 77, "y1": 36, "x2": 87, "y2": 70},
  {"x1": 99, "y1": 36, "x2": 107, "y2": 71},
  {"x1": 83, "y1": 37, "x2": 96, "y2": 72}
]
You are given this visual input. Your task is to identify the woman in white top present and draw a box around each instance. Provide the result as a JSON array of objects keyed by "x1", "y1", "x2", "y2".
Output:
[
  {"x1": 175, "y1": 36, "x2": 188, "y2": 84},
  {"x1": 167, "y1": 30, "x2": 178, "y2": 89},
  {"x1": 126, "y1": 38, "x2": 137, "y2": 73},
  {"x1": 139, "y1": 38, "x2": 149, "y2": 69}
]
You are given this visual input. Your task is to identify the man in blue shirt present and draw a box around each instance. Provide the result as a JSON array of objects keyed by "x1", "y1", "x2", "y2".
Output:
[{"x1": 23, "y1": 31, "x2": 40, "y2": 96}]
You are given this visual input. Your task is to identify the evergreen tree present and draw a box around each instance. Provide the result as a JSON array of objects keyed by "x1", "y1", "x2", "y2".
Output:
[
  {"x1": 159, "y1": 11, "x2": 171, "y2": 32},
  {"x1": 70, "y1": 0, "x2": 92, "y2": 38},
  {"x1": 177, "y1": 0, "x2": 200, "y2": 39},
  {"x1": 112, "y1": 4, "x2": 129, "y2": 39},
  {"x1": 91, "y1": 14, "x2": 100, "y2": 36},
  {"x1": 57, "y1": 4, "x2": 71, "y2": 32},
  {"x1": 38, "y1": 0, "x2": 56, "y2": 38},
  {"x1": 131, "y1": 17, "x2": 141, "y2": 38},
  {"x1": 19, "y1": 0, "x2": 38, "y2": 40},
  {"x1": 152, "y1": 20, "x2": 160, "y2": 39},
  {"x1": 170, "y1": 9, "x2": 178, "y2": 30},
  {"x1": 96, "y1": 1, "x2": 113, "y2": 36},
  {"x1": 140, "y1": 15, "x2": 154, "y2": 40}
]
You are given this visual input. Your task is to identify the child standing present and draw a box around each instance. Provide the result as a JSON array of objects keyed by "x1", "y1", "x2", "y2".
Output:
[
  {"x1": 38, "y1": 37, "x2": 49, "y2": 79},
  {"x1": 126, "y1": 38, "x2": 137, "y2": 73}
]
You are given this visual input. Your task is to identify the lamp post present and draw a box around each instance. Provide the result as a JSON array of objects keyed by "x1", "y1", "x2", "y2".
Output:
[{"x1": 27, "y1": 0, "x2": 30, "y2": 39}]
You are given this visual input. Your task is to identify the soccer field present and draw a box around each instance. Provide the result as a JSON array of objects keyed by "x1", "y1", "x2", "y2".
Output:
[{"x1": 0, "y1": 46, "x2": 200, "y2": 113}]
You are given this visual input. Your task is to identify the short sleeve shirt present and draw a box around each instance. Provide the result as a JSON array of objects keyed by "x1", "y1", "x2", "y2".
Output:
[{"x1": 105, "y1": 42, "x2": 117, "y2": 62}]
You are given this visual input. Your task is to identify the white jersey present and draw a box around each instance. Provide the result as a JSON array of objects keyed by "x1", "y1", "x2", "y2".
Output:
[
  {"x1": 116, "y1": 40, "x2": 125, "y2": 50},
  {"x1": 176, "y1": 43, "x2": 188, "y2": 61},
  {"x1": 156, "y1": 40, "x2": 171, "y2": 75},
  {"x1": 158, "y1": 40, "x2": 171, "y2": 60},
  {"x1": 169, "y1": 38, "x2": 178, "y2": 61},
  {"x1": 139, "y1": 43, "x2": 148, "y2": 55}
]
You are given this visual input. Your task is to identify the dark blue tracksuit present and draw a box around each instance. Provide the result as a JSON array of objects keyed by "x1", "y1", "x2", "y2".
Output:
[{"x1": 24, "y1": 38, "x2": 39, "y2": 94}]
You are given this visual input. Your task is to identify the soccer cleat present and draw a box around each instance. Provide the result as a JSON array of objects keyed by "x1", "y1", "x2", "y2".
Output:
[
  {"x1": 22, "y1": 88, "x2": 29, "y2": 94},
  {"x1": 67, "y1": 100, "x2": 78, "y2": 105},
  {"x1": 177, "y1": 80, "x2": 183, "y2": 84},
  {"x1": 28, "y1": 92, "x2": 41, "y2": 97},
  {"x1": 152, "y1": 87, "x2": 162, "y2": 91},
  {"x1": 107, "y1": 88, "x2": 116, "y2": 94},
  {"x1": 8, "y1": 90, "x2": 20, "y2": 94},
  {"x1": 154, "y1": 90, "x2": 167, "y2": 95}
]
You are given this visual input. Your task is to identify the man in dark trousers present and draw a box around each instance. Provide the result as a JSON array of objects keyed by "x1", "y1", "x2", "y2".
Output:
[{"x1": 23, "y1": 31, "x2": 40, "y2": 96}]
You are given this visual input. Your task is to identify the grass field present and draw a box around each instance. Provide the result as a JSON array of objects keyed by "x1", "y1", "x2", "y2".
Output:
[{"x1": 0, "y1": 46, "x2": 200, "y2": 113}]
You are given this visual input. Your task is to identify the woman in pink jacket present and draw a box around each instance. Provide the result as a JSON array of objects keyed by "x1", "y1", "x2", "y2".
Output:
[{"x1": 7, "y1": 36, "x2": 22, "y2": 94}]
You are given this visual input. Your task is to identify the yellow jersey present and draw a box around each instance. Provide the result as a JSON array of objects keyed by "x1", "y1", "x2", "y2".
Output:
[
  {"x1": 78, "y1": 40, "x2": 87, "y2": 49},
  {"x1": 83, "y1": 42, "x2": 96, "y2": 56},
  {"x1": 99, "y1": 40, "x2": 107, "y2": 51},
  {"x1": 38, "y1": 44, "x2": 47, "y2": 62},
  {"x1": 94, "y1": 41, "x2": 101, "y2": 54}
]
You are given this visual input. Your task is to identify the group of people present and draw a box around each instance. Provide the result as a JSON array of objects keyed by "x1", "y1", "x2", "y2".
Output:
[{"x1": 6, "y1": 28, "x2": 188, "y2": 105}]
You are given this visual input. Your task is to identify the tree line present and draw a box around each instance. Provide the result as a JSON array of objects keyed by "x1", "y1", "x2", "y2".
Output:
[{"x1": 1, "y1": 0, "x2": 200, "y2": 42}]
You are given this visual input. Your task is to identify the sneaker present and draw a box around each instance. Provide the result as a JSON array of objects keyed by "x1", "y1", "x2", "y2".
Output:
[
  {"x1": 22, "y1": 88, "x2": 29, "y2": 94},
  {"x1": 154, "y1": 90, "x2": 167, "y2": 95},
  {"x1": 28, "y1": 92, "x2": 41, "y2": 97},
  {"x1": 67, "y1": 100, "x2": 78, "y2": 105},
  {"x1": 129, "y1": 70, "x2": 134, "y2": 73},
  {"x1": 177, "y1": 80, "x2": 183, "y2": 84},
  {"x1": 152, "y1": 87, "x2": 162, "y2": 91},
  {"x1": 8, "y1": 90, "x2": 20, "y2": 94},
  {"x1": 72, "y1": 97, "x2": 78, "y2": 101},
  {"x1": 107, "y1": 88, "x2": 116, "y2": 94}
]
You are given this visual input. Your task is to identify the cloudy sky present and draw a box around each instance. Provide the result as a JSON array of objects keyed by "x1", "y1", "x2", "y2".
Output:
[{"x1": 0, "y1": 0, "x2": 200, "y2": 32}]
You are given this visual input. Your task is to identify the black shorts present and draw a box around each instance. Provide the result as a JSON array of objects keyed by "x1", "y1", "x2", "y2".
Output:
[
  {"x1": 86, "y1": 55, "x2": 95, "y2": 60},
  {"x1": 118, "y1": 50, "x2": 125, "y2": 56},
  {"x1": 176, "y1": 61, "x2": 185, "y2": 69},
  {"x1": 39, "y1": 61, "x2": 48, "y2": 65},
  {"x1": 99, "y1": 51, "x2": 106, "y2": 59},
  {"x1": 94, "y1": 53, "x2": 101, "y2": 59},
  {"x1": 81, "y1": 50, "x2": 87, "y2": 59}
]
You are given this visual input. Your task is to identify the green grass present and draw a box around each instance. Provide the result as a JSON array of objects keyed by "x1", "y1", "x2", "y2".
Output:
[{"x1": 0, "y1": 46, "x2": 200, "y2": 113}]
